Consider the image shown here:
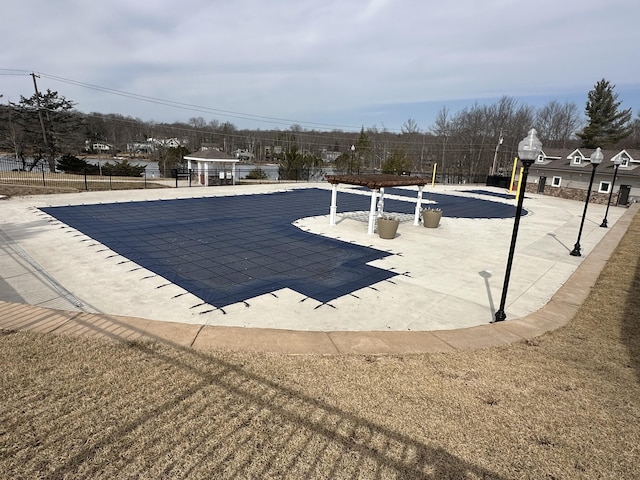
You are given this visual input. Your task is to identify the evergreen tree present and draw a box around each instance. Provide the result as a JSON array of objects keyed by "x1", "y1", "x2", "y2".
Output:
[
  {"x1": 56, "y1": 154, "x2": 100, "y2": 174},
  {"x1": 12, "y1": 89, "x2": 81, "y2": 172},
  {"x1": 101, "y1": 159, "x2": 146, "y2": 176},
  {"x1": 245, "y1": 167, "x2": 268, "y2": 180},
  {"x1": 355, "y1": 127, "x2": 372, "y2": 170},
  {"x1": 381, "y1": 147, "x2": 412, "y2": 175},
  {"x1": 278, "y1": 142, "x2": 322, "y2": 181},
  {"x1": 333, "y1": 152, "x2": 351, "y2": 175},
  {"x1": 278, "y1": 143, "x2": 306, "y2": 180},
  {"x1": 577, "y1": 79, "x2": 632, "y2": 148}
]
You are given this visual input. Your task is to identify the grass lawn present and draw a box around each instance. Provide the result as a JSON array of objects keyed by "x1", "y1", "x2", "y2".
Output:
[{"x1": 1, "y1": 208, "x2": 639, "y2": 479}]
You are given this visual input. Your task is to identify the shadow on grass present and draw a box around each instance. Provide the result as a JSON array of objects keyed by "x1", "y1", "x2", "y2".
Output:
[{"x1": 41, "y1": 314, "x2": 507, "y2": 479}]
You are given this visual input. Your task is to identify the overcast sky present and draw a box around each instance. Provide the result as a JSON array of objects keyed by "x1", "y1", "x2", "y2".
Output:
[{"x1": 3, "y1": 0, "x2": 639, "y2": 132}]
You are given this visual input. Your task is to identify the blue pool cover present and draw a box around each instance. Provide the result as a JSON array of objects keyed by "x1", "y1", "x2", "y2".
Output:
[{"x1": 40, "y1": 188, "x2": 520, "y2": 309}]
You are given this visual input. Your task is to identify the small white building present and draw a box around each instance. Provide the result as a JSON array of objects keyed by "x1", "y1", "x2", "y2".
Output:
[
  {"x1": 184, "y1": 148, "x2": 239, "y2": 186},
  {"x1": 86, "y1": 141, "x2": 114, "y2": 153}
]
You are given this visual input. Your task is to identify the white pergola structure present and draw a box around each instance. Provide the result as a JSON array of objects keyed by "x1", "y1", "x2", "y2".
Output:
[
  {"x1": 184, "y1": 148, "x2": 239, "y2": 186},
  {"x1": 325, "y1": 175, "x2": 431, "y2": 235}
]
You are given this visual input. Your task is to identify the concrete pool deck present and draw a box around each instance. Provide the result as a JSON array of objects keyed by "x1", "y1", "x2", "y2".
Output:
[{"x1": 0, "y1": 183, "x2": 635, "y2": 354}]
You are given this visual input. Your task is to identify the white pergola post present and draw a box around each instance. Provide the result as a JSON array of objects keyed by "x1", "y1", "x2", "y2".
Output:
[
  {"x1": 232, "y1": 163, "x2": 236, "y2": 185},
  {"x1": 367, "y1": 189, "x2": 379, "y2": 235},
  {"x1": 414, "y1": 185, "x2": 424, "y2": 225},
  {"x1": 204, "y1": 162, "x2": 209, "y2": 186},
  {"x1": 377, "y1": 187, "x2": 386, "y2": 216},
  {"x1": 329, "y1": 183, "x2": 338, "y2": 226}
]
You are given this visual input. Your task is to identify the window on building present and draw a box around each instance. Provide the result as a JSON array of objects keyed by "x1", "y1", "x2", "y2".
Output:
[
  {"x1": 572, "y1": 156, "x2": 581, "y2": 165},
  {"x1": 620, "y1": 156, "x2": 629, "y2": 167},
  {"x1": 552, "y1": 176, "x2": 561, "y2": 187},
  {"x1": 598, "y1": 181, "x2": 611, "y2": 194},
  {"x1": 536, "y1": 154, "x2": 544, "y2": 163}
]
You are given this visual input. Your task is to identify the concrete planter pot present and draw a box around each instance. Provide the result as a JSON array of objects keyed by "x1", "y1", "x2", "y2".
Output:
[
  {"x1": 377, "y1": 217, "x2": 399, "y2": 239},
  {"x1": 422, "y1": 209, "x2": 442, "y2": 228}
]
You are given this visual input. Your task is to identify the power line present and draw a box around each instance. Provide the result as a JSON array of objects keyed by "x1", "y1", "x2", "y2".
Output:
[
  {"x1": 26, "y1": 71, "x2": 367, "y2": 132},
  {"x1": 3, "y1": 70, "x2": 529, "y2": 156}
]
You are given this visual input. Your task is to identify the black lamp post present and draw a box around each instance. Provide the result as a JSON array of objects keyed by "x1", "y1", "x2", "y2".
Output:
[
  {"x1": 494, "y1": 128, "x2": 542, "y2": 323},
  {"x1": 570, "y1": 147, "x2": 603, "y2": 256},
  {"x1": 600, "y1": 156, "x2": 622, "y2": 228},
  {"x1": 349, "y1": 144, "x2": 355, "y2": 175}
]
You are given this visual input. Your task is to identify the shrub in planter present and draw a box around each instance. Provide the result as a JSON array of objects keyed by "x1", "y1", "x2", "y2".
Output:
[
  {"x1": 422, "y1": 207, "x2": 442, "y2": 228},
  {"x1": 377, "y1": 215, "x2": 400, "y2": 239}
]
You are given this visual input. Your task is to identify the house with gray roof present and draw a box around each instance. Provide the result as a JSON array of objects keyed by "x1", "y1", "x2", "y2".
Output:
[{"x1": 527, "y1": 147, "x2": 640, "y2": 205}]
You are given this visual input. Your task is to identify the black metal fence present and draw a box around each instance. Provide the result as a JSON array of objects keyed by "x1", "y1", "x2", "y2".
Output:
[
  {"x1": 0, "y1": 157, "x2": 171, "y2": 191},
  {"x1": 3, "y1": 156, "x2": 480, "y2": 192}
]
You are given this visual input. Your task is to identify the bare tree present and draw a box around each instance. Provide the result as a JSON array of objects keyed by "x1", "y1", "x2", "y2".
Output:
[
  {"x1": 401, "y1": 117, "x2": 420, "y2": 134},
  {"x1": 535, "y1": 101, "x2": 582, "y2": 148},
  {"x1": 431, "y1": 107, "x2": 452, "y2": 183},
  {"x1": 627, "y1": 110, "x2": 640, "y2": 149}
]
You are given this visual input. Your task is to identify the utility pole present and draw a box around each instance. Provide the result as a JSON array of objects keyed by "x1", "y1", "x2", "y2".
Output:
[
  {"x1": 30, "y1": 73, "x2": 50, "y2": 155},
  {"x1": 490, "y1": 130, "x2": 504, "y2": 176}
]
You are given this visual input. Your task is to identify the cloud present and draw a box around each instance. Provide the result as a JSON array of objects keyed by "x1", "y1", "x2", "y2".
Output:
[{"x1": 2, "y1": 0, "x2": 639, "y2": 130}]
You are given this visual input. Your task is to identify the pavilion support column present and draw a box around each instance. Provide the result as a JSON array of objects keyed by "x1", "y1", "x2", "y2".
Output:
[
  {"x1": 204, "y1": 162, "x2": 209, "y2": 186},
  {"x1": 378, "y1": 187, "x2": 385, "y2": 216},
  {"x1": 330, "y1": 183, "x2": 338, "y2": 226},
  {"x1": 414, "y1": 185, "x2": 424, "y2": 225},
  {"x1": 367, "y1": 189, "x2": 379, "y2": 235}
]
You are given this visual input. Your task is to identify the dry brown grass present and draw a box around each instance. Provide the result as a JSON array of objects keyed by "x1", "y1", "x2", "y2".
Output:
[
  {"x1": 1, "y1": 214, "x2": 639, "y2": 479},
  {"x1": 0, "y1": 183, "x2": 81, "y2": 197},
  {"x1": 0, "y1": 182, "x2": 168, "y2": 198}
]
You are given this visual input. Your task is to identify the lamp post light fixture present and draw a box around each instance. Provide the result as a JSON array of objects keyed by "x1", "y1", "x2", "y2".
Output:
[
  {"x1": 494, "y1": 128, "x2": 542, "y2": 323},
  {"x1": 600, "y1": 156, "x2": 622, "y2": 228},
  {"x1": 349, "y1": 144, "x2": 355, "y2": 175},
  {"x1": 570, "y1": 147, "x2": 603, "y2": 256}
]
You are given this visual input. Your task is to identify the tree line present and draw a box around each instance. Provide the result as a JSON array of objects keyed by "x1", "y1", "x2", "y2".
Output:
[{"x1": 1, "y1": 79, "x2": 637, "y2": 182}]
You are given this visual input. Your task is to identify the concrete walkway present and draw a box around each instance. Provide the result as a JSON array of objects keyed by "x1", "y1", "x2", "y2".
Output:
[{"x1": 0, "y1": 184, "x2": 636, "y2": 354}]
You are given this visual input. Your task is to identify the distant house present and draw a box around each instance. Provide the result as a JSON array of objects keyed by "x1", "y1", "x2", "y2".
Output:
[
  {"x1": 127, "y1": 141, "x2": 154, "y2": 154},
  {"x1": 234, "y1": 148, "x2": 254, "y2": 161},
  {"x1": 137, "y1": 137, "x2": 188, "y2": 151},
  {"x1": 321, "y1": 149, "x2": 341, "y2": 163},
  {"x1": 86, "y1": 141, "x2": 114, "y2": 153},
  {"x1": 264, "y1": 146, "x2": 283, "y2": 160},
  {"x1": 527, "y1": 147, "x2": 640, "y2": 205},
  {"x1": 184, "y1": 147, "x2": 239, "y2": 186},
  {"x1": 163, "y1": 138, "x2": 185, "y2": 148}
]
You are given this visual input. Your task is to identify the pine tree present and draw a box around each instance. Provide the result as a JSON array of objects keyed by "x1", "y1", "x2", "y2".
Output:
[
  {"x1": 381, "y1": 147, "x2": 412, "y2": 175},
  {"x1": 577, "y1": 79, "x2": 632, "y2": 148},
  {"x1": 355, "y1": 127, "x2": 372, "y2": 170},
  {"x1": 11, "y1": 89, "x2": 80, "y2": 172}
]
